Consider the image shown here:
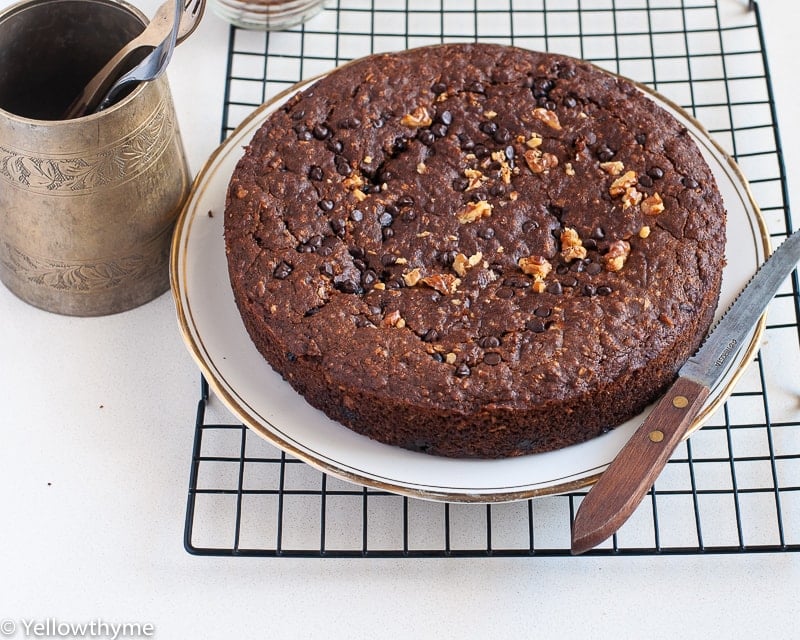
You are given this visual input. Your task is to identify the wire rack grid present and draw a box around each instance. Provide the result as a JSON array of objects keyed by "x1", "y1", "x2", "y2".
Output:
[{"x1": 185, "y1": 0, "x2": 800, "y2": 557}]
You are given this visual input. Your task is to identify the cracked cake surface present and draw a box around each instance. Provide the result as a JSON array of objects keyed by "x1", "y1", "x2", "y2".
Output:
[{"x1": 224, "y1": 43, "x2": 726, "y2": 458}]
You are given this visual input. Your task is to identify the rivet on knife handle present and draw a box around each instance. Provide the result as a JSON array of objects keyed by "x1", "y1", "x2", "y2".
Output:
[{"x1": 570, "y1": 377, "x2": 710, "y2": 555}]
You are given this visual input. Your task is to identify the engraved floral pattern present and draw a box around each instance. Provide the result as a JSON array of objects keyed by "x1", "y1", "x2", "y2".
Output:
[
  {"x1": 0, "y1": 104, "x2": 173, "y2": 194},
  {"x1": 0, "y1": 241, "x2": 166, "y2": 292}
]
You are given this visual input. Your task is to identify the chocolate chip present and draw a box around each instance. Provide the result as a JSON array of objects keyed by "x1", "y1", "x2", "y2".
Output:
[
  {"x1": 635, "y1": 132, "x2": 647, "y2": 145},
  {"x1": 349, "y1": 246, "x2": 365, "y2": 259},
  {"x1": 431, "y1": 82, "x2": 447, "y2": 94},
  {"x1": 479, "y1": 227, "x2": 495, "y2": 240},
  {"x1": 418, "y1": 129, "x2": 436, "y2": 146},
  {"x1": 350, "y1": 209, "x2": 363, "y2": 222},
  {"x1": 392, "y1": 137, "x2": 408, "y2": 154},
  {"x1": 312, "y1": 123, "x2": 332, "y2": 140},
  {"x1": 437, "y1": 110, "x2": 453, "y2": 125},
  {"x1": 582, "y1": 284, "x2": 596, "y2": 296},
  {"x1": 569, "y1": 261, "x2": 585, "y2": 273},
  {"x1": 638, "y1": 174, "x2": 653, "y2": 188},
  {"x1": 532, "y1": 77, "x2": 554, "y2": 98},
  {"x1": 534, "y1": 306, "x2": 551, "y2": 318},
  {"x1": 439, "y1": 250, "x2": 457, "y2": 266},
  {"x1": 308, "y1": 165, "x2": 324, "y2": 181},
  {"x1": 556, "y1": 264, "x2": 569, "y2": 275},
  {"x1": 681, "y1": 176, "x2": 699, "y2": 189},
  {"x1": 303, "y1": 307, "x2": 320, "y2": 317},
  {"x1": 273, "y1": 261, "x2": 292, "y2": 279},
  {"x1": 496, "y1": 287, "x2": 514, "y2": 299},
  {"x1": 454, "y1": 363, "x2": 471, "y2": 377},
  {"x1": 647, "y1": 166, "x2": 664, "y2": 180},
  {"x1": 453, "y1": 177, "x2": 470, "y2": 192},
  {"x1": 583, "y1": 238, "x2": 598, "y2": 251},
  {"x1": 458, "y1": 134, "x2": 475, "y2": 151},
  {"x1": 431, "y1": 352, "x2": 444, "y2": 363},
  {"x1": 286, "y1": 351, "x2": 297, "y2": 362},
  {"x1": 422, "y1": 328, "x2": 439, "y2": 342},
  {"x1": 591, "y1": 226, "x2": 605, "y2": 240},
  {"x1": 546, "y1": 281, "x2": 563, "y2": 295},
  {"x1": 563, "y1": 95, "x2": 577, "y2": 108},
  {"x1": 397, "y1": 195, "x2": 415, "y2": 207},
  {"x1": 597, "y1": 285, "x2": 613, "y2": 295},
  {"x1": 327, "y1": 139, "x2": 343, "y2": 153},
  {"x1": 483, "y1": 352, "x2": 502, "y2": 366},
  {"x1": 335, "y1": 155, "x2": 351, "y2": 176},
  {"x1": 401, "y1": 209, "x2": 417, "y2": 222},
  {"x1": 586, "y1": 262, "x2": 602, "y2": 275},
  {"x1": 547, "y1": 204, "x2": 564, "y2": 220},
  {"x1": 431, "y1": 122, "x2": 449, "y2": 138},
  {"x1": 381, "y1": 253, "x2": 397, "y2": 267},
  {"x1": 379, "y1": 211, "x2": 394, "y2": 227},
  {"x1": 318, "y1": 199, "x2": 334, "y2": 212},
  {"x1": 489, "y1": 184, "x2": 506, "y2": 197},
  {"x1": 334, "y1": 274, "x2": 361, "y2": 294},
  {"x1": 338, "y1": 116, "x2": 361, "y2": 129},
  {"x1": 493, "y1": 127, "x2": 512, "y2": 144},
  {"x1": 382, "y1": 227, "x2": 394, "y2": 240},
  {"x1": 319, "y1": 263, "x2": 334, "y2": 277},
  {"x1": 479, "y1": 336, "x2": 501, "y2": 349},
  {"x1": 522, "y1": 220, "x2": 540, "y2": 233},
  {"x1": 479, "y1": 120, "x2": 498, "y2": 136},
  {"x1": 597, "y1": 145, "x2": 615, "y2": 162},
  {"x1": 561, "y1": 275, "x2": 578, "y2": 287},
  {"x1": 474, "y1": 144, "x2": 490, "y2": 159},
  {"x1": 468, "y1": 81, "x2": 485, "y2": 94},
  {"x1": 504, "y1": 276, "x2": 531, "y2": 288},
  {"x1": 526, "y1": 318, "x2": 546, "y2": 333},
  {"x1": 361, "y1": 269, "x2": 378, "y2": 287}
]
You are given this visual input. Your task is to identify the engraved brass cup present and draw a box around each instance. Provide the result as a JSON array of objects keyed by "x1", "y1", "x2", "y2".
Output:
[{"x1": 0, "y1": 0, "x2": 191, "y2": 316}]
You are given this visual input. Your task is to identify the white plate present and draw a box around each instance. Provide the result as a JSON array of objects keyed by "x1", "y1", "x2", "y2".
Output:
[{"x1": 171, "y1": 77, "x2": 768, "y2": 503}]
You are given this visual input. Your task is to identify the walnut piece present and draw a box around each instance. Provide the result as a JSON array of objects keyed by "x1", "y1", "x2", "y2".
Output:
[
  {"x1": 600, "y1": 161, "x2": 625, "y2": 176},
  {"x1": 456, "y1": 200, "x2": 493, "y2": 224},
  {"x1": 402, "y1": 267, "x2": 422, "y2": 287},
  {"x1": 641, "y1": 192, "x2": 665, "y2": 216},
  {"x1": 518, "y1": 255, "x2": 553, "y2": 279},
  {"x1": 452, "y1": 252, "x2": 483, "y2": 277},
  {"x1": 609, "y1": 170, "x2": 638, "y2": 196},
  {"x1": 621, "y1": 186, "x2": 643, "y2": 209},
  {"x1": 524, "y1": 149, "x2": 559, "y2": 174},
  {"x1": 400, "y1": 106, "x2": 433, "y2": 127},
  {"x1": 533, "y1": 107, "x2": 562, "y2": 130},
  {"x1": 560, "y1": 227, "x2": 587, "y2": 262},
  {"x1": 603, "y1": 240, "x2": 631, "y2": 272},
  {"x1": 421, "y1": 273, "x2": 461, "y2": 295}
]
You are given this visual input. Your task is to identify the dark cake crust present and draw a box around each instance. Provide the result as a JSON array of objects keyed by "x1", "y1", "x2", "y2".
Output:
[{"x1": 224, "y1": 43, "x2": 726, "y2": 458}]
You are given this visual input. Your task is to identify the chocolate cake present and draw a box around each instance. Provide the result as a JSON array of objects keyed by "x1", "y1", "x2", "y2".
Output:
[{"x1": 224, "y1": 43, "x2": 726, "y2": 458}]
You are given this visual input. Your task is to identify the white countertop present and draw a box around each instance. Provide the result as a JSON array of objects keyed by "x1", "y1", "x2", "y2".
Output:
[{"x1": 2, "y1": 1, "x2": 799, "y2": 638}]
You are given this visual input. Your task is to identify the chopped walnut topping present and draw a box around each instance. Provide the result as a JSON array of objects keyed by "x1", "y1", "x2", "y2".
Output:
[
  {"x1": 456, "y1": 200, "x2": 493, "y2": 223},
  {"x1": 416, "y1": 231, "x2": 432, "y2": 238},
  {"x1": 402, "y1": 267, "x2": 422, "y2": 287},
  {"x1": 565, "y1": 162, "x2": 575, "y2": 177},
  {"x1": 382, "y1": 309, "x2": 403, "y2": 327},
  {"x1": 484, "y1": 110, "x2": 498, "y2": 119},
  {"x1": 533, "y1": 107, "x2": 562, "y2": 130},
  {"x1": 526, "y1": 134, "x2": 543, "y2": 149},
  {"x1": 421, "y1": 273, "x2": 461, "y2": 295},
  {"x1": 641, "y1": 192, "x2": 665, "y2": 216},
  {"x1": 490, "y1": 150, "x2": 513, "y2": 184},
  {"x1": 445, "y1": 352, "x2": 457, "y2": 365},
  {"x1": 352, "y1": 188, "x2": 367, "y2": 202},
  {"x1": 532, "y1": 280, "x2": 547, "y2": 293},
  {"x1": 603, "y1": 240, "x2": 631, "y2": 272},
  {"x1": 394, "y1": 257, "x2": 408, "y2": 265},
  {"x1": 235, "y1": 186, "x2": 249, "y2": 199},
  {"x1": 452, "y1": 251, "x2": 483, "y2": 277},
  {"x1": 622, "y1": 186, "x2": 643, "y2": 209},
  {"x1": 600, "y1": 161, "x2": 625, "y2": 176},
  {"x1": 524, "y1": 148, "x2": 559, "y2": 174},
  {"x1": 639, "y1": 225, "x2": 651, "y2": 238},
  {"x1": 373, "y1": 282, "x2": 386, "y2": 290},
  {"x1": 560, "y1": 228, "x2": 587, "y2": 262},
  {"x1": 609, "y1": 170, "x2": 638, "y2": 196},
  {"x1": 401, "y1": 106, "x2": 433, "y2": 127},
  {"x1": 518, "y1": 255, "x2": 552, "y2": 279},
  {"x1": 342, "y1": 173, "x2": 364, "y2": 190},
  {"x1": 464, "y1": 168, "x2": 486, "y2": 191},
  {"x1": 417, "y1": 162, "x2": 428, "y2": 174}
]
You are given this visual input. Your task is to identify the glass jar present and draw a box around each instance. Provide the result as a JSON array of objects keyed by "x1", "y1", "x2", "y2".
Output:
[{"x1": 210, "y1": 0, "x2": 328, "y2": 30}]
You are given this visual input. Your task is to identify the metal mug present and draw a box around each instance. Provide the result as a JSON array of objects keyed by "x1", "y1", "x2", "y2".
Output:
[{"x1": 0, "y1": 0, "x2": 191, "y2": 316}]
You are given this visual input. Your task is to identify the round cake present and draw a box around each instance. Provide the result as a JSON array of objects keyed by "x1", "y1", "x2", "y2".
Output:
[{"x1": 224, "y1": 43, "x2": 726, "y2": 458}]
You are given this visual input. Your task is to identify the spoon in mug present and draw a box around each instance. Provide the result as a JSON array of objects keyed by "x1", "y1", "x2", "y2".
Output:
[{"x1": 63, "y1": 0, "x2": 205, "y2": 119}]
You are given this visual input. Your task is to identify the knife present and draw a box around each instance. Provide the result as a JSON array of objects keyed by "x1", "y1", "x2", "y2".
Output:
[{"x1": 571, "y1": 228, "x2": 800, "y2": 555}]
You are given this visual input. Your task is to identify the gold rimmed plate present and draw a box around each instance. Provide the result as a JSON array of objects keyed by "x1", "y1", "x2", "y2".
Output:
[{"x1": 170, "y1": 72, "x2": 768, "y2": 503}]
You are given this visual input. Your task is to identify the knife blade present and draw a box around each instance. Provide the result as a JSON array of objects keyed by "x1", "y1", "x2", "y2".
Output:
[{"x1": 571, "y1": 228, "x2": 800, "y2": 555}]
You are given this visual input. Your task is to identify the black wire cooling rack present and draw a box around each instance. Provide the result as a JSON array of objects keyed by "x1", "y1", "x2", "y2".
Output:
[{"x1": 185, "y1": 0, "x2": 800, "y2": 557}]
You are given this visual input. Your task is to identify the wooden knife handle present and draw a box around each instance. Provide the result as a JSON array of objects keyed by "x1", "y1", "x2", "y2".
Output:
[{"x1": 571, "y1": 376, "x2": 711, "y2": 554}]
